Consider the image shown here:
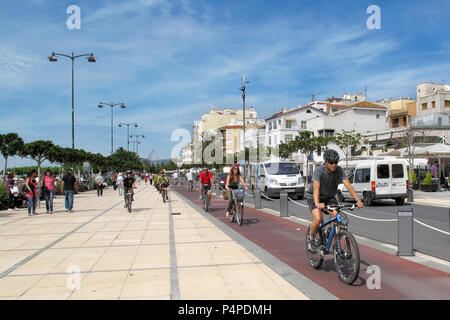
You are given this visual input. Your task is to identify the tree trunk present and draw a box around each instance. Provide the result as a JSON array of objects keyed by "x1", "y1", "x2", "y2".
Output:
[
  {"x1": 2, "y1": 156, "x2": 7, "y2": 185},
  {"x1": 305, "y1": 157, "x2": 309, "y2": 186},
  {"x1": 37, "y1": 158, "x2": 42, "y2": 181}
]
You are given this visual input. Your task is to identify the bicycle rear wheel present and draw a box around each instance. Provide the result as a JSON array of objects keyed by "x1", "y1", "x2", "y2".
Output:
[
  {"x1": 162, "y1": 190, "x2": 165, "y2": 203},
  {"x1": 333, "y1": 229, "x2": 360, "y2": 285},
  {"x1": 306, "y1": 226, "x2": 324, "y2": 269},
  {"x1": 236, "y1": 203, "x2": 243, "y2": 226}
]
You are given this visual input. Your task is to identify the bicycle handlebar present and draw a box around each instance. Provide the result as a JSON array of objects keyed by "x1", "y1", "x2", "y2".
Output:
[{"x1": 326, "y1": 204, "x2": 357, "y2": 211}]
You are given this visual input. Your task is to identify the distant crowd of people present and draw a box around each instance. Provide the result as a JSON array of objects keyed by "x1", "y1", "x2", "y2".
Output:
[{"x1": 5, "y1": 168, "x2": 78, "y2": 216}]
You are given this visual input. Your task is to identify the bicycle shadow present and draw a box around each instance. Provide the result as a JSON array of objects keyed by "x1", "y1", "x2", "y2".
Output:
[{"x1": 242, "y1": 218, "x2": 260, "y2": 226}]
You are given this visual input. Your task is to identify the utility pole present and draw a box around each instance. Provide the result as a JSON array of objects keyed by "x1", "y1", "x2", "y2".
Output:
[{"x1": 240, "y1": 74, "x2": 249, "y2": 180}]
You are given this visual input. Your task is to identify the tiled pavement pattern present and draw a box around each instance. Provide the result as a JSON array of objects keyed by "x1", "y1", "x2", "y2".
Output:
[{"x1": 0, "y1": 184, "x2": 309, "y2": 300}]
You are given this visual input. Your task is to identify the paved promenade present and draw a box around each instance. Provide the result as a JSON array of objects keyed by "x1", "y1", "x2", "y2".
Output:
[{"x1": 0, "y1": 184, "x2": 310, "y2": 300}]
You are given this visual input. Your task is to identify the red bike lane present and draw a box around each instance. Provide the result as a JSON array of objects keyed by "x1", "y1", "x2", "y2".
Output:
[{"x1": 172, "y1": 185, "x2": 450, "y2": 300}]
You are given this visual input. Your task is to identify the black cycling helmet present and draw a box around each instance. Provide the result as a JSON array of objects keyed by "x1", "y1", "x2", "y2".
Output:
[{"x1": 323, "y1": 149, "x2": 339, "y2": 163}]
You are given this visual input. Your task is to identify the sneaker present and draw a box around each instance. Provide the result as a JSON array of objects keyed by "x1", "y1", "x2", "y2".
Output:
[
  {"x1": 199, "y1": 195, "x2": 203, "y2": 200},
  {"x1": 65, "y1": 210, "x2": 69, "y2": 212},
  {"x1": 307, "y1": 236, "x2": 316, "y2": 253},
  {"x1": 8, "y1": 208, "x2": 14, "y2": 212}
]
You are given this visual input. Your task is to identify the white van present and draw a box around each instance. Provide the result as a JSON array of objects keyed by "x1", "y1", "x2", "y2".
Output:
[
  {"x1": 337, "y1": 159, "x2": 409, "y2": 206},
  {"x1": 249, "y1": 162, "x2": 305, "y2": 199}
]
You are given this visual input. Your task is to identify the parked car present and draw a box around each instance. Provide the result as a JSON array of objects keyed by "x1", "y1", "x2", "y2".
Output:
[
  {"x1": 215, "y1": 173, "x2": 228, "y2": 190},
  {"x1": 337, "y1": 158, "x2": 409, "y2": 206},
  {"x1": 249, "y1": 161, "x2": 305, "y2": 199}
]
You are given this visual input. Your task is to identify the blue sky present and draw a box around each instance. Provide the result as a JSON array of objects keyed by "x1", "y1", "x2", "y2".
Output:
[{"x1": 1, "y1": 0, "x2": 450, "y2": 167}]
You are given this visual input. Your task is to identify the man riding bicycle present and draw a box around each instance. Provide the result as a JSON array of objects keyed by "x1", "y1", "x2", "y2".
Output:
[
  {"x1": 199, "y1": 167, "x2": 213, "y2": 207},
  {"x1": 306, "y1": 149, "x2": 364, "y2": 252},
  {"x1": 158, "y1": 170, "x2": 169, "y2": 201},
  {"x1": 123, "y1": 170, "x2": 136, "y2": 207}
]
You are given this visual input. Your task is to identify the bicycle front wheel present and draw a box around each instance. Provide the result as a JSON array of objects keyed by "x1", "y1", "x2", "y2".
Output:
[
  {"x1": 229, "y1": 204, "x2": 235, "y2": 223},
  {"x1": 127, "y1": 195, "x2": 132, "y2": 213},
  {"x1": 236, "y1": 203, "x2": 243, "y2": 226},
  {"x1": 203, "y1": 195, "x2": 208, "y2": 212},
  {"x1": 333, "y1": 229, "x2": 360, "y2": 285}
]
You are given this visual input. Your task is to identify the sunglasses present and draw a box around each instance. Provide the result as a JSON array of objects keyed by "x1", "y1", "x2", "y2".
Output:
[{"x1": 328, "y1": 161, "x2": 338, "y2": 165}]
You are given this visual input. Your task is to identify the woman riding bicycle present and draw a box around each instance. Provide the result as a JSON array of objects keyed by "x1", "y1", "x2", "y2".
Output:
[{"x1": 225, "y1": 164, "x2": 248, "y2": 219}]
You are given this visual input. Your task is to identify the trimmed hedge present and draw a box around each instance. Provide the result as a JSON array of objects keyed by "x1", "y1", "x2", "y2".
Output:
[{"x1": 423, "y1": 172, "x2": 433, "y2": 185}]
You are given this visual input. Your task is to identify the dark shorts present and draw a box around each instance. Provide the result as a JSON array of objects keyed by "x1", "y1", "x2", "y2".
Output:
[
  {"x1": 162, "y1": 182, "x2": 169, "y2": 188},
  {"x1": 202, "y1": 184, "x2": 211, "y2": 190},
  {"x1": 307, "y1": 196, "x2": 338, "y2": 213}
]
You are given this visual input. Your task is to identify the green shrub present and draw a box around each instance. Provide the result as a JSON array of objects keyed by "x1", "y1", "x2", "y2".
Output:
[
  {"x1": 0, "y1": 185, "x2": 9, "y2": 210},
  {"x1": 423, "y1": 172, "x2": 433, "y2": 185},
  {"x1": 408, "y1": 171, "x2": 417, "y2": 184}
]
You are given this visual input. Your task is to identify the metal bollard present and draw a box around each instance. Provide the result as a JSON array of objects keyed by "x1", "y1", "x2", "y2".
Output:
[
  {"x1": 280, "y1": 191, "x2": 288, "y2": 217},
  {"x1": 254, "y1": 189, "x2": 262, "y2": 209},
  {"x1": 397, "y1": 206, "x2": 414, "y2": 256},
  {"x1": 407, "y1": 188, "x2": 414, "y2": 202}
]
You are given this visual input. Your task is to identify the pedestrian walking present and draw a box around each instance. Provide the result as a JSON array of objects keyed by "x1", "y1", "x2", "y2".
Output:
[
  {"x1": 25, "y1": 170, "x2": 38, "y2": 216},
  {"x1": 6, "y1": 173, "x2": 17, "y2": 212},
  {"x1": 61, "y1": 168, "x2": 78, "y2": 213},
  {"x1": 431, "y1": 161, "x2": 438, "y2": 178},
  {"x1": 42, "y1": 169, "x2": 56, "y2": 214},
  {"x1": 35, "y1": 175, "x2": 41, "y2": 210},
  {"x1": 149, "y1": 173, "x2": 153, "y2": 185},
  {"x1": 95, "y1": 172, "x2": 104, "y2": 196},
  {"x1": 117, "y1": 172, "x2": 124, "y2": 196},
  {"x1": 112, "y1": 172, "x2": 118, "y2": 191}
]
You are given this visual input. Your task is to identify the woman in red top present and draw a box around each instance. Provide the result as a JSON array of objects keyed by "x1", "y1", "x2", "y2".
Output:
[{"x1": 25, "y1": 170, "x2": 38, "y2": 216}]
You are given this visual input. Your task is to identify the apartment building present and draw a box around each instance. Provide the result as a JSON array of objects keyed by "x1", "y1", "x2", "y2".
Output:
[
  {"x1": 415, "y1": 82, "x2": 450, "y2": 128},
  {"x1": 265, "y1": 106, "x2": 326, "y2": 147},
  {"x1": 387, "y1": 98, "x2": 416, "y2": 128}
]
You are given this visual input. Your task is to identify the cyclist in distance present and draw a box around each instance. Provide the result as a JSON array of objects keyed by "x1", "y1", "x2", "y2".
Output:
[
  {"x1": 158, "y1": 170, "x2": 169, "y2": 200},
  {"x1": 306, "y1": 149, "x2": 364, "y2": 252},
  {"x1": 123, "y1": 170, "x2": 136, "y2": 207},
  {"x1": 199, "y1": 167, "x2": 213, "y2": 207},
  {"x1": 225, "y1": 164, "x2": 248, "y2": 218}
]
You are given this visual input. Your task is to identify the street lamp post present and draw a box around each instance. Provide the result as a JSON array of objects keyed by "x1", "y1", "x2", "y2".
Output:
[
  {"x1": 118, "y1": 122, "x2": 138, "y2": 152},
  {"x1": 130, "y1": 134, "x2": 145, "y2": 156},
  {"x1": 240, "y1": 74, "x2": 249, "y2": 180},
  {"x1": 98, "y1": 102, "x2": 126, "y2": 154},
  {"x1": 48, "y1": 52, "x2": 96, "y2": 149}
]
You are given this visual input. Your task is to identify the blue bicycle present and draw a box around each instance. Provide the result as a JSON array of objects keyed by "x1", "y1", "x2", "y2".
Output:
[{"x1": 306, "y1": 204, "x2": 360, "y2": 285}]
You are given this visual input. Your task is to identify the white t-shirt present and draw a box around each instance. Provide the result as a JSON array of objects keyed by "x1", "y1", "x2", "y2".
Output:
[
  {"x1": 95, "y1": 175, "x2": 104, "y2": 183},
  {"x1": 117, "y1": 175, "x2": 124, "y2": 185},
  {"x1": 186, "y1": 172, "x2": 193, "y2": 181}
]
